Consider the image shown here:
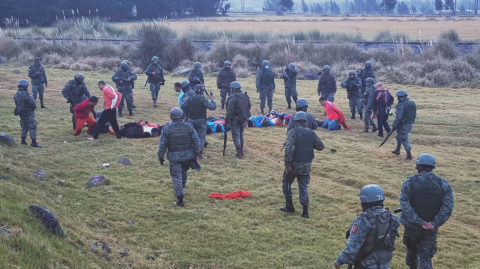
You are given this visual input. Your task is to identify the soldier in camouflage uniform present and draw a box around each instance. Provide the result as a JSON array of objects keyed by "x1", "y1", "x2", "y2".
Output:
[
  {"x1": 157, "y1": 108, "x2": 200, "y2": 207},
  {"x1": 188, "y1": 62, "x2": 205, "y2": 90},
  {"x1": 225, "y1": 81, "x2": 251, "y2": 159},
  {"x1": 281, "y1": 112, "x2": 324, "y2": 218},
  {"x1": 14, "y1": 80, "x2": 41, "y2": 147},
  {"x1": 360, "y1": 77, "x2": 378, "y2": 134},
  {"x1": 287, "y1": 98, "x2": 318, "y2": 131},
  {"x1": 62, "y1": 73, "x2": 92, "y2": 130},
  {"x1": 28, "y1": 57, "x2": 48, "y2": 108},
  {"x1": 217, "y1": 61, "x2": 236, "y2": 110},
  {"x1": 256, "y1": 60, "x2": 276, "y2": 115},
  {"x1": 334, "y1": 185, "x2": 399, "y2": 269},
  {"x1": 181, "y1": 84, "x2": 216, "y2": 160},
  {"x1": 145, "y1": 56, "x2": 165, "y2": 107},
  {"x1": 281, "y1": 63, "x2": 298, "y2": 109},
  {"x1": 317, "y1": 65, "x2": 336, "y2": 102},
  {"x1": 358, "y1": 61, "x2": 375, "y2": 95},
  {"x1": 399, "y1": 153, "x2": 454, "y2": 269},
  {"x1": 341, "y1": 70, "x2": 363, "y2": 120},
  {"x1": 391, "y1": 90, "x2": 417, "y2": 160},
  {"x1": 112, "y1": 62, "x2": 137, "y2": 117}
]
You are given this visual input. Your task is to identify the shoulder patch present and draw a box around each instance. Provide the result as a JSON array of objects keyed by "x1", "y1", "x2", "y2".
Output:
[{"x1": 351, "y1": 225, "x2": 358, "y2": 234}]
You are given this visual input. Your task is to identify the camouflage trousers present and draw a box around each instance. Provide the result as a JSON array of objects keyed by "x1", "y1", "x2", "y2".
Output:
[
  {"x1": 231, "y1": 120, "x2": 245, "y2": 149},
  {"x1": 364, "y1": 110, "x2": 376, "y2": 130},
  {"x1": 192, "y1": 122, "x2": 207, "y2": 153},
  {"x1": 259, "y1": 88, "x2": 274, "y2": 109},
  {"x1": 169, "y1": 161, "x2": 189, "y2": 197},
  {"x1": 118, "y1": 86, "x2": 133, "y2": 112},
  {"x1": 349, "y1": 97, "x2": 363, "y2": 115},
  {"x1": 282, "y1": 172, "x2": 310, "y2": 206},
  {"x1": 149, "y1": 82, "x2": 160, "y2": 101},
  {"x1": 32, "y1": 84, "x2": 45, "y2": 104},
  {"x1": 284, "y1": 85, "x2": 298, "y2": 104},
  {"x1": 396, "y1": 132, "x2": 412, "y2": 151},
  {"x1": 20, "y1": 114, "x2": 37, "y2": 139},
  {"x1": 403, "y1": 227, "x2": 438, "y2": 269},
  {"x1": 220, "y1": 87, "x2": 232, "y2": 106}
]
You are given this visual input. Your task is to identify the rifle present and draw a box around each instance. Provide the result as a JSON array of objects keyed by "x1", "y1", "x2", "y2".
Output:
[
  {"x1": 282, "y1": 69, "x2": 289, "y2": 84},
  {"x1": 223, "y1": 128, "x2": 228, "y2": 156},
  {"x1": 378, "y1": 128, "x2": 396, "y2": 148},
  {"x1": 280, "y1": 142, "x2": 286, "y2": 151},
  {"x1": 393, "y1": 208, "x2": 402, "y2": 214},
  {"x1": 144, "y1": 77, "x2": 150, "y2": 87}
]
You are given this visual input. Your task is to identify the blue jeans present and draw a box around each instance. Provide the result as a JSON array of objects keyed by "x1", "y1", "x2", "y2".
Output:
[
  {"x1": 322, "y1": 119, "x2": 341, "y2": 131},
  {"x1": 377, "y1": 110, "x2": 391, "y2": 137}
]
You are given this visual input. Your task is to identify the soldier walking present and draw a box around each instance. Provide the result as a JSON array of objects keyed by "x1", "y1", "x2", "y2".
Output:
[
  {"x1": 281, "y1": 63, "x2": 298, "y2": 109},
  {"x1": 112, "y1": 62, "x2": 137, "y2": 117},
  {"x1": 256, "y1": 60, "x2": 275, "y2": 115},
  {"x1": 181, "y1": 84, "x2": 216, "y2": 160},
  {"x1": 287, "y1": 98, "x2": 318, "y2": 131},
  {"x1": 225, "y1": 81, "x2": 251, "y2": 159},
  {"x1": 216, "y1": 61, "x2": 236, "y2": 110},
  {"x1": 360, "y1": 77, "x2": 378, "y2": 133},
  {"x1": 358, "y1": 61, "x2": 375, "y2": 95},
  {"x1": 28, "y1": 57, "x2": 48, "y2": 108},
  {"x1": 145, "y1": 56, "x2": 165, "y2": 107},
  {"x1": 14, "y1": 80, "x2": 42, "y2": 147},
  {"x1": 61, "y1": 73, "x2": 92, "y2": 130},
  {"x1": 334, "y1": 185, "x2": 400, "y2": 268},
  {"x1": 317, "y1": 65, "x2": 336, "y2": 102},
  {"x1": 280, "y1": 112, "x2": 324, "y2": 218},
  {"x1": 391, "y1": 90, "x2": 417, "y2": 160},
  {"x1": 341, "y1": 70, "x2": 363, "y2": 120},
  {"x1": 188, "y1": 62, "x2": 205, "y2": 90},
  {"x1": 157, "y1": 108, "x2": 200, "y2": 207},
  {"x1": 399, "y1": 154, "x2": 454, "y2": 269}
]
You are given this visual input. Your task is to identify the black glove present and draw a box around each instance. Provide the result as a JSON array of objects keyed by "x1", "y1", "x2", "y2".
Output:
[{"x1": 159, "y1": 159, "x2": 164, "y2": 165}]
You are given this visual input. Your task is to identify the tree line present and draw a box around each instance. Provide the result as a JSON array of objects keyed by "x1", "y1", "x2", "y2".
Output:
[{"x1": 0, "y1": 0, "x2": 231, "y2": 27}]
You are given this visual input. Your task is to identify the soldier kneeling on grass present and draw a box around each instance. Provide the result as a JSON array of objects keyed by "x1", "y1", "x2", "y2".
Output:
[{"x1": 334, "y1": 185, "x2": 400, "y2": 269}]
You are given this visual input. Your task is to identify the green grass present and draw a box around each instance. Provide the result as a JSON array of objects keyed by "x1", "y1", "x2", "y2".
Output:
[{"x1": 1, "y1": 66, "x2": 480, "y2": 268}]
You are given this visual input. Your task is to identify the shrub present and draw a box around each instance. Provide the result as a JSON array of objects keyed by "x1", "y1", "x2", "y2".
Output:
[
  {"x1": 0, "y1": 37, "x2": 21, "y2": 59},
  {"x1": 373, "y1": 31, "x2": 410, "y2": 42},
  {"x1": 439, "y1": 30, "x2": 460, "y2": 42},
  {"x1": 232, "y1": 55, "x2": 248, "y2": 69},
  {"x1": 53, "y1": 17, "x2": 126, "y2": 39},
  {"x1": 235, "y1": 68, "x2": 251, "y2": 78},
  {"x1": 434, "y1": 41, "x2": 458, "y2": 60},
  {"x1": 206, "y1": 41, "x2": 241, "y2": 67}
]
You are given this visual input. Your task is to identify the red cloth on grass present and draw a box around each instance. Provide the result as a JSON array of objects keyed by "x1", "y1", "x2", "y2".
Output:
[{"x1": 209, "y1": 191, "x2": 252, "y2": 199}]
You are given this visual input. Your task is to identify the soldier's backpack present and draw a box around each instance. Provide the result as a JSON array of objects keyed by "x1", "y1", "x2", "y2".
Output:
[{"x1": 235, "y1": 93, "x2": 251, "y2": 123}]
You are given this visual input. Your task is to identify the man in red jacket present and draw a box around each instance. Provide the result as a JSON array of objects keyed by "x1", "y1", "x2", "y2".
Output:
[
  {"x1": 319, "y1": 97, "x2": 350, "y2": 131},
  {"x1": 89, "y1": 81, "x2": 122, "y2": 140},
  {"x1": 73, "y1": 96, "x2": 98, "y2": 136}
]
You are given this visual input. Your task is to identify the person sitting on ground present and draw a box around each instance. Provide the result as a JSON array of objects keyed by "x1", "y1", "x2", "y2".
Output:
[
  {"x1": 319, "y1": 97, "x2": 350, "y2": 131},
  {"x1": 249, "y1": 115, "x2": 274, "y2": 127},
  {"x1": 73, "y1": 96, "x2": 98, "y2": 136}
]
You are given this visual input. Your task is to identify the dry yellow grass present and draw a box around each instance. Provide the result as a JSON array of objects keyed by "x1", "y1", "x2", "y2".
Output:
[
  {"x1": 114, "y1": 15, "x2": 480, "y2": 41},
  {"x1": 0, "y1": 66, "x2": 479, "y2": 268}
]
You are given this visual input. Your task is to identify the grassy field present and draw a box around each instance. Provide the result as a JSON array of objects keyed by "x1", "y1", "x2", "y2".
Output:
[
  {"x1": 0, "y1": 66, "x2": 479, "y2": 269},
  {"x1": 113, "y1": 15, "x2": 480, "y2": 41}
]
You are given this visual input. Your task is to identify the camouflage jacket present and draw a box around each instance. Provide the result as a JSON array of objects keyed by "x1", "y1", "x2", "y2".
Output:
[
  {"x1": 393, "y1": 97, "x2": 416, "y2": 132},
  {"x1": 363, "y1": 85, "x2": 376, "y2": 112},
  {"x1": 188, "y1": 69, "x2": 205, "y2": 88},
  {"x1": 112, "y1": 68, "x2": 137, "y2": 88},
  {"x1": 157, "y1": 120, "x2": 200, "y2": 162},
  {"x1": 216, "y1": 67, "x2": 237, "y2": 89},
  {"x1": 145, "y1": 64, "x2": 164, "y2": 84},
  {"x1": 28, "y1": 64, "x2": 47, "y2": 85},
  {"x1": 14, "y1": 88, "x2": 37, "y2": 116},
  {"x1": 283, "y1": 67, "x2": 298, "y2": 87},
  {"x1": 284, "y1": 126, "x2": 324, "y2": 175},
  {"x1": 256, "y1": 68, "x2": 275, "y2": 91},
  {"x1": 341, "y1": 77, "x2": 362, "y2": 99},
  {"x1": 287, "y1": 112, "x2": 318, "y2": 132},
  {"x1": 62, "y1": 80, "x2": 91, "y2": 106},
  {"x1": 181, "y1": 94, "x2": 217, "y2": 124},
  {"x1": 399, "y1": 172, "x2": 454, "y2": 230},
  {"x1": 225, "y1": 91, "x2": 251, "y2": 124}
]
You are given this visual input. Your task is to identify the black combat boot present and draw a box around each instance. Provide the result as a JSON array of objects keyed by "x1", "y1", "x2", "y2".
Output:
[
  {"x1": 31, "y1": 139, "x2": 42, "y2": 148},
  {"x1": 371, "y1": 125, "x2": 378, "y2": 132},
  {"x1": 173, "y1": 195, "x2": 184, "y2": 207},
  {"x1": 41, "y1": 103, "x2": 47, "y2": 109},
  {"x1": 391, "y1": 144, "x2": 401, "y2": 155},
  {"x1": 261, "y1": 108, "x2": 264, "y2": 115},
  {"x1": 221, "y1": 103, "x2": 225, "y2": 110},
  {"x1": 351, "y1": 113, "x2": 355, "y2": 119},
  {"x1": 268, "y1": 107, "x2": 273, "y2": 114},
  {"x1": 21, "y1": 137, "x2": 28, "y2": 145},
  {"x1": 197, "y1": 152, "x2": 206, "y2": 160},
  {"x1": 129, "y1": 111, "x2": 134, "y2": 116},
  {"x1": 118, "y1": 111, "x2": 123, "y2": 117},
  {"x1": 153, "y1": 100, "x2": 157, "y2": 107},
  {"x1": 301, "y1": 205, "x2": 309, "y2": 218},
  {"x1": 280, "y1": 199, "x2": 295, "y2": 212},
  {"x1": 240, "y1": 144, "x2": 244, "y2": 157},
  {"x1": 286, "y1": 102, "x2": 291, "y2": 109},
  {"x1": 360, "y1": 128, "x2": 368, "y2": 134},
  {"x1": 359, "y1": 113, "x2": 363, "y2": 120},
  {"x1": 402, "y1": 151, "x2": 413, "y2": 160},
  {"x1": 234, "y1": 148, "x2": 242, "y2": 159},
  {"x1": 132, "y1": 104, "x2": 136, "y2": 109}
]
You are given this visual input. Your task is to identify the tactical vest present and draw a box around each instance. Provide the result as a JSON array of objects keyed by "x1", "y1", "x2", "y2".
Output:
[
  {"x1": 188, "y1": 95, "x2": 207, "y2": 120},
  {"x1": 355, "y1": 208, "x2": 395, "y2": 268},
  {"x1": 346, "y1": 78, "x2": 359, "y2": 92},
  {"x1": 293, "y1": 127, "x2": 316, "y2": 163},
  {"x1": 319, "y1": 73, "x2": 335, "y2": 93},
  {"x1": 260, "y1": 70, "x2": 274, "y2": 86},
  {"x1": 166, "y1": 123, "x2": 194, "y2": 152},
  {"x1": 409, "y1": 174, "x2": 443, "y2": 222},
  {"x1": 235, "y1": 93, "x2": 251, "y2": 123},
  {"x1": 400, "y1": 100, "x2": 416, "y2": 124},
  {"x1": 14, "y1": 91, "x2": 34, "y2": 115},
  {"x1": 219, "y1": 69, "x2": 236, "y2": 88},
  {"x1": 362, "y1": 69, "x2": 375, "y2": 80}
]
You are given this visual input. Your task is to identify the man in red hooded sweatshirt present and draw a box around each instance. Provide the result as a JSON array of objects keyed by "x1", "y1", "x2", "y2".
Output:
[
  {"x1": 73, "y1": 96, "x2": 98, "y2": 136},
  {"x1": 319, "y1": 97, "x2": 350, "y2": 131},
  {"x1": 89, "y1": 81, "x2": 122, "y2": 140}
]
